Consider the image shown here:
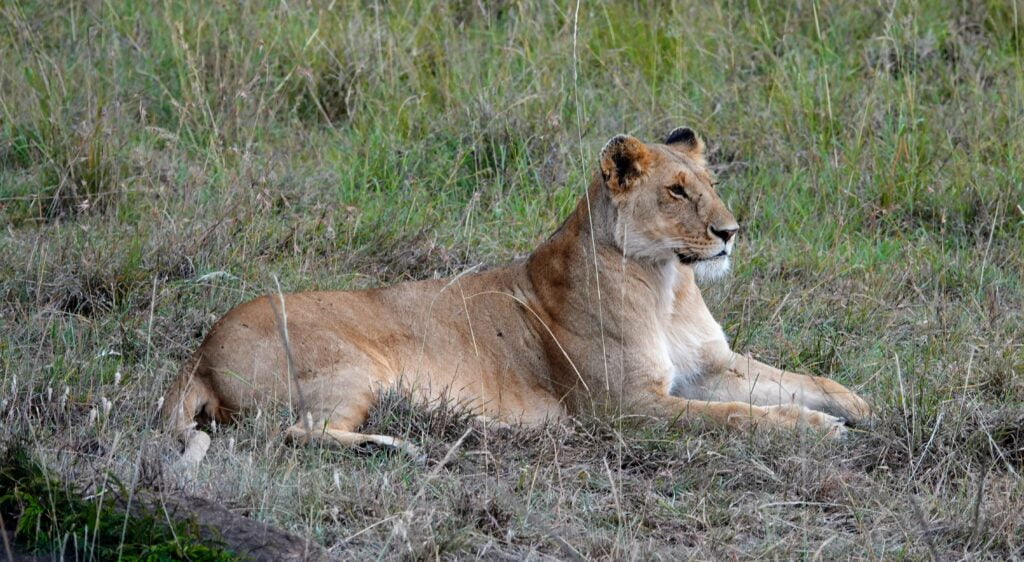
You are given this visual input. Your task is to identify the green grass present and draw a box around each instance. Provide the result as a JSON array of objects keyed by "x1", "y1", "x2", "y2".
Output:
[
  {"x1": 1, "y1": 0, "x2": 1022, "y2": 559},
  {"x1": 0, "y1": 444, "x2": 235, "y2": 560}
]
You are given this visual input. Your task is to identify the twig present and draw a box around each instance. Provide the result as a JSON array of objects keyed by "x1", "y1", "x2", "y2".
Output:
[
  {"x1": 969, "y1": 461, "x2": 992, "y2": 543},
  {"x1": 267, "y1": 276, "x2": 311, "y2": 437},
  {"x1": 145, "y1": 277, "x2": 158, "y2": 365},
  {"x1": 975, "y1": 197, "x2": 1001, "y2": 301},
  {"x1": 570, "y1": 0, "x2": 610, "y2": 394},
  {"x1": 603, "y1": 456, "x2": 623, "y2": 524},
  {"x1": 333, "y1": 514, "x2": 403, "y2": 549},
  {"x1": 907, "y1": 410, "x2": 944, "y2": 482},
  {"x1": 421, "y1": 427, "x2": 473, "y2": 491},
  {"x1": 909, "y1": 496, "x2": 941, "y2": 562},
  {"x1": 0, "y1": 512, "x2": 13, "y2": 562},
  {"x1": 117, "y1": 449, "x2": 144, "y2": 560}
]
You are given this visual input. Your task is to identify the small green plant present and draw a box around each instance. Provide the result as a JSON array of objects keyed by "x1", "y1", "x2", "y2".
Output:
[{"x1": 0, "y1": 445, "x2": 235, "y2": 561}]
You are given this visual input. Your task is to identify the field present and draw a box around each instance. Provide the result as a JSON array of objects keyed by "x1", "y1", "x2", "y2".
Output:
[{"x1": 2, "y1": 0, "x2": 1023, "y2": 559}]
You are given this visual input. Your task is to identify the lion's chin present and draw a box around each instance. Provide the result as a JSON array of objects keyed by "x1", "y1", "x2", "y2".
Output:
[{"x1": 691, "y1": 255, "x2": 731, "y2": 284}]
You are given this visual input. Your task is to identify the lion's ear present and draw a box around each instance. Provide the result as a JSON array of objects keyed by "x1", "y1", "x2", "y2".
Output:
[
  {"x1": 664, "y1": 127, "x2": 706, "y2": 162},
  {"x1": 599, "y1": 134, "x2": 652, "y2": 193}
]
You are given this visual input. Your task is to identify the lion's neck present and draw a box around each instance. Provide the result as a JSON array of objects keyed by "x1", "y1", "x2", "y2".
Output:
[
  {"x1": 545, "y1": 177, "x2": 619, "y2": 248},
  {"x1": 527, "y1": 177, "x2": 679, "y2": 315}
]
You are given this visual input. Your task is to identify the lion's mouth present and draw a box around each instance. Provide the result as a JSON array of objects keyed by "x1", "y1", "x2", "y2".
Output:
[{"x1": 676, "y1": 250, "x2": 728, "y2": 265}]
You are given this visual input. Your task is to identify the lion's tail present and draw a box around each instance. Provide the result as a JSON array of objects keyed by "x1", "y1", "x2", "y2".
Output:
[{"x1": 161, "y1": 354, "x2": 222, "y2": 466}]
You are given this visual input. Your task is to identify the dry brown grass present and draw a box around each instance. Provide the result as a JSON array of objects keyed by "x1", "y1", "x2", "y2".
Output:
[{"x1": 2, "y1": 0, "x2": 1022, "y2": 559}]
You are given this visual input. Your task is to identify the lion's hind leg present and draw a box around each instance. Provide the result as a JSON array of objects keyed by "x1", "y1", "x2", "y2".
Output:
[
  {"x1": 285, "y1": 421, "x2": 425, "y2": 463},
  {"x1": 162, "y1": 357, "x2": 226, "y2": 467},
  {"x1": 286, "y1": 373, "x2": 426, "y2": 462}
]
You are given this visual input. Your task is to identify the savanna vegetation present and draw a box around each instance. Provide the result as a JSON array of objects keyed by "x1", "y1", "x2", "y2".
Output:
[{"x1": 1, "y1": 0, "x2": 1022, "y2": 559}]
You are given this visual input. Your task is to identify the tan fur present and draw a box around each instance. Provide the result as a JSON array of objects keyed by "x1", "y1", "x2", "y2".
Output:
[{"x1": 162, "y1": 130, "x2": 871, "y2": 464}]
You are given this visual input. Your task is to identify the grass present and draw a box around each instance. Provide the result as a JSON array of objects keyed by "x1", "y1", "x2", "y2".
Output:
[{"x1": 1, "y1": 0, "x2": 1022, "y2": 558}]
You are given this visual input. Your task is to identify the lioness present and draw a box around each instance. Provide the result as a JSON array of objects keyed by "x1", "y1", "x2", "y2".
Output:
[{"x1": 163, "y1": 128, "x2": 870, "y2": 464}]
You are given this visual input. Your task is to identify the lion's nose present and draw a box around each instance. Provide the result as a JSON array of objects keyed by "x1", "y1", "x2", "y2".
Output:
[{"x1": 709, "y1": 224, "x2": 739, "y2": 243}]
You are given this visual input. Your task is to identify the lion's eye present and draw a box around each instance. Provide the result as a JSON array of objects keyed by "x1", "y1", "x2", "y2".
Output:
[{"x1": 669, "y1": 185, "x2": 690, "y2": 200}]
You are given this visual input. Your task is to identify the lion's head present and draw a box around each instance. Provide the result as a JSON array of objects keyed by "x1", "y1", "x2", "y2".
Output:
[{"x1": 598, "y1": 128, "x2": 739, "y2": 282}]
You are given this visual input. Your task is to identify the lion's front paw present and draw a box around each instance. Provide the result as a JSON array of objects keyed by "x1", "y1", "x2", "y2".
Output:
[
  {"x1": 761, "y1": 404, "x2": 847, "y2": 438},
  {"x1": 811, "y1": 376, "x2": 873, "y2": 426},
  {"x1": 840, "y1": 392, "x2": 873, "y2": 426}
]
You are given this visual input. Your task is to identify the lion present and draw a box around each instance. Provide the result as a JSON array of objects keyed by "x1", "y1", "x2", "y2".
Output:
[{"x1": 162, "y1": 128, "x2": 871, "y2": 464}]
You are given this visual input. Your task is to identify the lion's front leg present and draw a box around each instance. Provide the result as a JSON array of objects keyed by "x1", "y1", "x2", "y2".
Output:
[
  {"x1": 631, "y1": 391, "x2": 848, "y2": 438},
  {"x1": 689, "y1": 352, "x2": 872, "y2": 425}
]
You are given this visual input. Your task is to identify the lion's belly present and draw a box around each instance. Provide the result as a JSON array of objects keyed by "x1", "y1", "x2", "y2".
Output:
[{"x1": 394, "y1": 348, "x2": 566, "y2": 425}]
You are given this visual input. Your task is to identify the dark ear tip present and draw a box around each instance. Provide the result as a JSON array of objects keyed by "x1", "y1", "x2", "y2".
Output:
[
  {"x1": 665, "y1": 127, "x2": 697, "y2": 146},
  {"x1": 600, "y1": 134, "x2": 633, "y2": 156}
]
